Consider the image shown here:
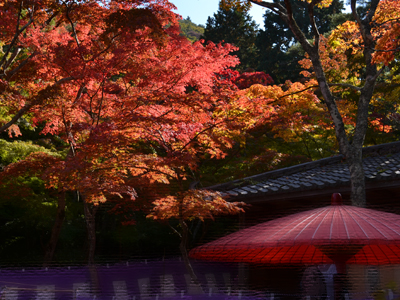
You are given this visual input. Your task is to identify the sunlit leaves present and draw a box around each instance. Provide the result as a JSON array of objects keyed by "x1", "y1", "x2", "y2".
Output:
[
  {"x1": 299, "y1": 21, "x2": 363, "y2": 84},
  {"x1": 372, "y1": 0, "x2": 400, "y2": 65},
  {"x1": 0, "y1": 140, "x2": 63, "y2": 165},
  {"x1": 147, "y1": 190, "x2": 246, "y2": 222},
  {"x1": 245, "y1": 80, "x2": 334, "y2": 144}
]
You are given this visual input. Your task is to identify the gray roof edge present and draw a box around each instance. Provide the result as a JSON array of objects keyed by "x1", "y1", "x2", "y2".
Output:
[
  {"x1": 362, "y1": 141, "x2": 400, "y2": 156},
  {"x1": 206, "y1": 155, "x2": 344, "y2": 191},
  {"x1": 206, "y1": 141, "x2": 400, "y2": 192}
]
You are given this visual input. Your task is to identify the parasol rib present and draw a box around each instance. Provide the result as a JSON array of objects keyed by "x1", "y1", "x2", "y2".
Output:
[
  {"x1": 351, "y1": 208, "x2": 400, "y2": 239},
  {"x1": 311, "y1": 207, "x2": 331, "y2": 240},
  {"x1": 340, "y1": 206, "x2": 350, "y2": 239},
  {"x1": 342, "y1": 206, "x2": 368, "y2": 239},
  {"x1": 347, "y1": 208, "x2": 389, "y2": 240},
  {"x1": 275, "y1": 207, "x2": 330, "y2": 243},
  {"x1": 261, "y1": 212, "x2": 313, "y2": 243},
  {"x1": 292, "y1": 207, "x2": 331, "y2": 242}
]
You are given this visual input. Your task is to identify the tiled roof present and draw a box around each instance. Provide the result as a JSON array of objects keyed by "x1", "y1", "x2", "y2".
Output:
[{"x1": 207, "y1": 141, "x2": 400, "y2": 200}]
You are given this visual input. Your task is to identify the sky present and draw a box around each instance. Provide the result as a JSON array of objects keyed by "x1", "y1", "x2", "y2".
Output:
[{"x1": 169, "y1": 0, "x2": 267, "y2": 29}]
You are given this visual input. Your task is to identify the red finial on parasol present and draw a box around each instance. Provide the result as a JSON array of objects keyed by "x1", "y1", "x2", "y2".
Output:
[{"x1": 331, "y1": 193, "x2": 342, "y2": 205}]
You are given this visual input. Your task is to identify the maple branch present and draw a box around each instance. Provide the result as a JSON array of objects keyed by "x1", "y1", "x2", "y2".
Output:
[
  {"x1": 168, "y1": 222, "x2": 182, "y2": 238},
  {"x1": 61, "y1": 105, "x2": 77, "y2": 157},
  {"x1": 374, "y1": 17, "x2": 400, "y2": 27},
  {"x1": 308, "y1": 2, "x2": 320, "y2": 42},
  {"x1": 328, "y1": 83, "x2": 362, "y2": 91},
  {"x1": 2, "y1": 47, "x2": 22, "y2": 74},
  {"x1": 0, "y1": 76, "x2": 74, "y2": 134},
  {"x1": 44, "y1": 10, "x2": 59, "y2": 27},
  {"x1": 179, "y1": 120, "x2": 224, "y2": 152},
  {"x1": 73, "y1": 85, "x2": 86, "y2": 105},
  {"x1": 5, "y1": 51, "x2": 38, "y2": 80},
  {"x1": 370, "y1": 65, "x2": 385, "y2": 83},
  {"x1": 248, "y1": 0, "x2": 285, "y2": 15},
  {"x1": 155, "y1": 129, "x2": 172, "y2": 151},
  {"x1": 351, "y1": 0, "x2": 364, "y2": 40},
  {"x1": 55, "y1": 76, "x2": 75, "y2": 85},
  {"x1": 89, "y1": 33, "x2": 122, "y2": 62},
  {"x1": 0, "y1": 102, "x2": 33, "y2": 134},
  {"x1": 85, "y1": 83, "x2": 103, "y2": 121},
  {"x1": 0, "y1": 2, "x2": 34, "y2": 72},
  {"x1": 283, "y1": 0, "x2": 314, "y2": 54},
  {"x1": 64, "y1": 2, "x2": 80, "y2": 47},
  {"x1": 129, "y1": 165, "x2": 177, "y2": 180},
  {"x1": 374, "y1": 46, "x2": 400, "y2": 53},
  {"x1": 276, "y1": 82, "x2": 361, "y2": 101},
  {"x1": 97, "y1": 82, "x2": 105, "y2": 126}
]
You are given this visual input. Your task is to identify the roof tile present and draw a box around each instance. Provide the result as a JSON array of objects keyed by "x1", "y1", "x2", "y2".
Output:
[{"x1": 207, "y1": 142, "x2": 400, "y2": 199}]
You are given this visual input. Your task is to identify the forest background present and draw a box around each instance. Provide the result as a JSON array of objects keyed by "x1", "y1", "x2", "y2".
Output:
[{"x1": 0, "y1": 0, "x2": 399, "y2": 266}]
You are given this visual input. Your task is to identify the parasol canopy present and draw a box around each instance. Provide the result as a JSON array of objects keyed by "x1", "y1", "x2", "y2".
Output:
[{"x1": 189, "y1": 194, "x2": 400, "y2": 266}]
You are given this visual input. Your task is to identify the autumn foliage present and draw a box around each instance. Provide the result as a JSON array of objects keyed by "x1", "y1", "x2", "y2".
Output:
[
  {"x1": 216, "y1": 69, "x2": 274, "y2": 89},
  {"x1": 372, "y1": 0, "x2": 400, "y2": 65},
  {"x1": 148, "y1": 190, "x2": 246, "y2": 222},
  {"x1": 0, "y1": 0, "x2": 275, "y2": 267}
]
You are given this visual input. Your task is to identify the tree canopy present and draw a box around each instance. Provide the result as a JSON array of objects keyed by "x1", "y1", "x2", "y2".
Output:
[{"x1": 0, "y1": 0, "x2": 269, "y2": 266}]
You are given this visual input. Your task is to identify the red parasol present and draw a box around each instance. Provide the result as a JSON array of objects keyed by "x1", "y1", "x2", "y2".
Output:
[{"x1": 189, "y1": 194, "x2": 400, "y2": 272}]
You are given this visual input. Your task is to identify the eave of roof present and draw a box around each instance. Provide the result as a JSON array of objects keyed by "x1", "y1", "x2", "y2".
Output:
[{"x1": 207, "y1": 141, "x2": 400, "y2": 202}]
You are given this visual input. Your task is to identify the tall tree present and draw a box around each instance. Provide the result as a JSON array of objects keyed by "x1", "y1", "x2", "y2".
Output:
[
  {"x1": 0, "y1": 0, "x2": 271, "y2": 267},
  {"x1": 202, "y1": 0, "x2": 259, "y2": 70},
  {"x1": 0, "y1": 0, "x2": 178, "y2": 264},
  {"x1": 246, "y1": 0, "x2": 400, "y2": 207},
  {"x1": 256, "y1": 0, "x2": 344, "y2": 83}
]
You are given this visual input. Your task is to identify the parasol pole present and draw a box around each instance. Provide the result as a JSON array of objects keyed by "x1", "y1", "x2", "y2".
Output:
[
  {"x1": 331, "y1": 194, "x2": 350, "y2": 300},
  {"x1": 333, "y1": 261, "x2": 350, "y2": 300}
]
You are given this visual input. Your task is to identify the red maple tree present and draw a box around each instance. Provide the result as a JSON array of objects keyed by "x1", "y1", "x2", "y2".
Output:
[{"x1": 0, "y1": 0, "x2": 273, "y2": 268}]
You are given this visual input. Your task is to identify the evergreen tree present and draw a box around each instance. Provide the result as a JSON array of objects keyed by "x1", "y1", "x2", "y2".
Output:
[
  {"x1": 202, "y1": 0, "x2": 259, "y2": 70},
  {"x1": 256, "y1": 0, "x2": 344, "y2": 83}
]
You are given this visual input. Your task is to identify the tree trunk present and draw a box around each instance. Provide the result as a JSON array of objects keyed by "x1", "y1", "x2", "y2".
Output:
[
  {"x1": 346, "y1": 148, "x2": 366, "y2": 207},
  {"x1": 179, "y1": 219, "x2": 201, "y2": 284},
  {"x1": 43, "y1": 191, "x2": 66, "y2": 267},
  {"x1": 88, "y1": 264, "x2": 100, "y2": 297},
  {"x1": 309, "y1": 54, "x2": 369, "y2": 208},
  {"x1": 250, "y1": 0, "x2": 382, "y2": 209},
  {"x1": 83, "y1": 199, "x2": 97, "y2": 265}
]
